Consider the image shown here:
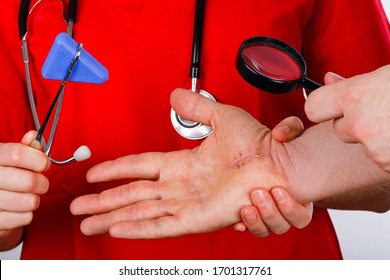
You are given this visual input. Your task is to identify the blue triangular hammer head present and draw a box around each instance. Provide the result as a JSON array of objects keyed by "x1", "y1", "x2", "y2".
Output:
[{"x1": 41, "y1": 33, "x2": 108, "y2": 84}]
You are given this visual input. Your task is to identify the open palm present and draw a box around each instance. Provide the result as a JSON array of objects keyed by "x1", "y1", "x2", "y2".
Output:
[{"x1": 70, "y1": 89, "x2": 289, "y2": 239}]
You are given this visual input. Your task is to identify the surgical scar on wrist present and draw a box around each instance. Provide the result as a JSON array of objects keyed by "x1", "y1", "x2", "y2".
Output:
[{"x1": 231, "y1": 153, "x2": 262, "y2": 169}]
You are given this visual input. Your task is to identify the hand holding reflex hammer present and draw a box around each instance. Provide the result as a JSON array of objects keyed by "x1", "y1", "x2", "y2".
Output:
[{"x1": 0, "y1": 131, "x2": 50, "y2": 251}]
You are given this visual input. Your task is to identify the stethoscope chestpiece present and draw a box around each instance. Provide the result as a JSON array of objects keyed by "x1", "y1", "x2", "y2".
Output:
[{"x1": 170, "y1": 89, "x2": 215, "y2": 140}]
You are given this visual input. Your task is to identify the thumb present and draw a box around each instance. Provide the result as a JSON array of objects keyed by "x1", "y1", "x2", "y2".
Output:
[
  {"x1": 324, "y1": 72, "x2": 344, "y2": 85},
  {"x1": 21, "y1": 130, "x2": 41, "y2": 150},
  {"x1": 21, "y1": 130, "x2": 51, "y2": 171},
  {"x1": 170, "y1": 88, "x2": 222, "y2": 125}
]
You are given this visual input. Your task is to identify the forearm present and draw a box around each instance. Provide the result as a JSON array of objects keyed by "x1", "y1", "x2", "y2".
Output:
[
  {"x1": 278, "y1": 121, "x2": 390, "y2": 203},
  {"x1": 314, "y1": 184, "x2": 390, "y2": 213},
  {"x1": 0, "y1": 227, "x2": 23, "y2": 252}
]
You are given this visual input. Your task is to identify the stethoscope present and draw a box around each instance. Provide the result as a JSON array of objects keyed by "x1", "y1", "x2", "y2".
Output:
[
  {"x1": 171, "y1": 0, "x2": 321, "y2": 139},
  {"x1": 18, "y1": 0, "x2": 91, "y2": 165},
  {"x1": 170, "y1": 0, "x2": 216, "y2": 140},
  {"x1": 19, "y1": 0, "x2": 215, "y2": 156}
]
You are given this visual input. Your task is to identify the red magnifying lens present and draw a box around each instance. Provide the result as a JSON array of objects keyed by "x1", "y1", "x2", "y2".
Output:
[{"x1": 236, "y1": 36, "x2": 321, "y2": 95}]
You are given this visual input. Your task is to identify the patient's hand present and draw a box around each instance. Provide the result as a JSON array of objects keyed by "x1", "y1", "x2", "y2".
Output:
[{"x1": 71, "y1": 89, "x2": 296, "y2": 239}]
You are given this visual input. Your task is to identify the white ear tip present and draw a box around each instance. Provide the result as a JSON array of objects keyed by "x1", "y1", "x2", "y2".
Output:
[{"x1": 74, "y1": 145, "x2": 91, "y2": 162}]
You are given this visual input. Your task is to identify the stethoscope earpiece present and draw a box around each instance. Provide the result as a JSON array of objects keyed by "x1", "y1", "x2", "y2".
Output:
[{"x1": 171, "y1": 89, "x2": 215, "y2": 140}]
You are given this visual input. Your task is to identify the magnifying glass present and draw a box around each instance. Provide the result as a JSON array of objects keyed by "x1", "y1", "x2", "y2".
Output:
[{"x1": 236, "y1": 36, "x2": 321, "y2": 97}]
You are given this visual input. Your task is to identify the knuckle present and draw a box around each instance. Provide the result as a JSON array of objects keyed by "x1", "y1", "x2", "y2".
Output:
[
  {"x1": 22, "y1": 172, "x2": 49, "y2": 194},
  {"x1": 261, "y1": 209, "x2": 277, "y2": 221},
  {"x1": 274, "y1": 223, "x2": 291, "y2": 235},
  {"x1": 9, "y1": 144, "x2": 24, "y2": 166},
  {"x1": 22, "y1": 172, "x2": 38, "y2": 192}
]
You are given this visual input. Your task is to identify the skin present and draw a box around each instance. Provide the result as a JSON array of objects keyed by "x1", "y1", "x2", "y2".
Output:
[
  {"x1": 0, "y1": 115, "x2": 308, "y2": 250},
  {"x1": 234, "y1": 117, "x2": 313, "y2": 237},
  {"x1": 70, "y1": 89, "x2": 390, "y2": 240},
  {"x1": 0, "y1": 131, "x2": 50, "y2": 251},
  {"x1": 239, "y1": 67, "x2": 390, "y2": 236},
  {"x1": 305, "y1": 65, "x2": 390, "y2": 172}
]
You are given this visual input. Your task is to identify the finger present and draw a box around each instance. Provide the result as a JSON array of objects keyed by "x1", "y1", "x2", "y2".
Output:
[
  {"x1": 109, "y1": 216, "x2": 190, "y2": 239},
  {"x1": 240, "y1": 205, "x2": 270, "y2": 237},
  {"x1": 0, "y1": 211, "x2": 33, "y2": 231},
  {"x1": 251, "y1": 189, "x2": 291, "y2": 235},
  {"x1": 21, "y1": 130, "x2": 41, "y2": 150},
  {"x1": 70, "y1": 180, "x2": 160, "y2": 215},
  {"x1": 21, "y1": 130, "x2": 50, "y2": 168},
  {"x1": 0, "y1": 190, "x2": 41, "y2": 212},
  {"x1": 272, "y1": 116, "x2": 304, "y2": 142},
  {"x1": 79, "y1": 200, "x2": 170, "y2": 236},
  {"x1": 332, "y1": 117, "x2": 360, "y2": 143},
  {"x1": 170, "y1": 88, "x2": 223, "y2": 126},
  {"x1": 304, "y1": 74, "x2": 348, "y2": 123},
  {"x1": 270, "y1": 188, "x2": 313, "y2": 229},
  {"x1": 0, "y1": 166, "x2": 49, "y2": 194},
  {"x1": 324, "y1": 72, "x2": 345, "y2": 85},
  {"x1": 0, "y1": 143, "x2": 50, "y2": 173},
  {"x1": 86, "y1": 152, "x2": 164, "y2": 183},
  {"x1": 232, "y1": 222, "x2": 247, "y2": 232}
]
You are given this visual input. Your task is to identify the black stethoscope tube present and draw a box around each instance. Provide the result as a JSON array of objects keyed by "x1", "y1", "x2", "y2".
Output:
[
  {"x1": 68, "y1": 0, "x2": 77, "y2": 22},
  {"x1": 18, "y1": 0, "x2": 31, "y2": 39},
  {"x1": 190, "y1": 0, "x2": 206, "y2": 81}
]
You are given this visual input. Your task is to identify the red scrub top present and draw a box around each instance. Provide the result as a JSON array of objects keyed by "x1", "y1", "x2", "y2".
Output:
[{"x1": 0, "y1": 0, "x2": 389, "y2": 259}]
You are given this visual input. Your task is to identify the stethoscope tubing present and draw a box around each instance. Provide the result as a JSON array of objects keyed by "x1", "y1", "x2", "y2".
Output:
[
  {"x1": 190, "y1": 0, "x2": 205, "y2": 85},
  {"x1": 19, "y1": 0, "x2": 79, "y2": 165},
  {"x1": 35, "y1": 43, "x2": 83, "y2": 143}
]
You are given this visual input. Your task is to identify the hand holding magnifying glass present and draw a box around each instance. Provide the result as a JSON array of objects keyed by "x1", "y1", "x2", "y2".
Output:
[{"x1": 236, "y1": 36, "x2": 321, "y2": 98}]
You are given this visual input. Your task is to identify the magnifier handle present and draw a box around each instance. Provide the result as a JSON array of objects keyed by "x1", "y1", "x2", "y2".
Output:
[{"x1": 302, "y1": 78, "x2": 321, "y2": 93}]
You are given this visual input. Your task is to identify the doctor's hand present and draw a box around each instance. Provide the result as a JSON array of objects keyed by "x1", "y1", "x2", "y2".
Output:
[
  {"x1": 71, "y1": 89, "x2": 295, "y2": 239},
  {"x1": 305, "y1": 65, "x2": 390, "y2": 172},
  {"x1": 0, "y1": 131, "x2": 50, "y2": 250},
  {"x1": 233, "y1": 117, "x2": 313, "y2": 237}
]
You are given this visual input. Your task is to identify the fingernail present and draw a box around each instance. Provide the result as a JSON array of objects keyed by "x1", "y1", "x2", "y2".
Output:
[
  {"x1": 243, "y1": 209, "x2": 256, "y2": 223},
  {"x1": 252, "y1": 190, "x2": 268, "y2": 205},
  {"x1": 272, "y1": 188, "x2": 286, "y2": 203},
  {"x1": 328, "y1": 72, "x2": 344, "y2": 82},
  {"x1": 273, "y1": 124, "x2": 291, "y2": 136}
]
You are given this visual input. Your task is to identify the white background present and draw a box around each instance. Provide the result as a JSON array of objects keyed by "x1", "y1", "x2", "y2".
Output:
[{"x1": 1, "y1": 1, "x2": 390, "y2": 260}]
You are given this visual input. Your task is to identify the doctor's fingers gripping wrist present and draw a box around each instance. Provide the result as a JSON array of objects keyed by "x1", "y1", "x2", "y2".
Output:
[{"x1": 236, "y1": 187, "x2": 313, "y2": 237}]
